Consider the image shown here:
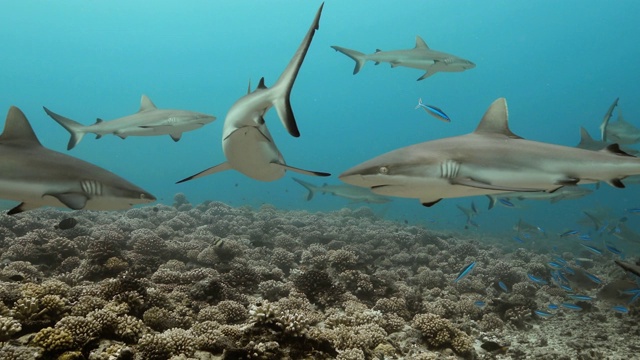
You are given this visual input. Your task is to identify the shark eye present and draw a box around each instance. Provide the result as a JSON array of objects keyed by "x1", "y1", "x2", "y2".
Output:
[{"x1": 379, "y1": 166, "x2": 389, "y2": 175}]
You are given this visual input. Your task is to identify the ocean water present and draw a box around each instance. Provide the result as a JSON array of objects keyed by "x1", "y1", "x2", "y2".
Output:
[{"x1": 2, "y1": 1, "x2": 640, "y2": 238}]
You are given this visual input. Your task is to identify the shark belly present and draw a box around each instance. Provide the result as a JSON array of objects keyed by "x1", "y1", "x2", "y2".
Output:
[{"x1": 223, "y1": 127, "x2": 285, "y2": 182}]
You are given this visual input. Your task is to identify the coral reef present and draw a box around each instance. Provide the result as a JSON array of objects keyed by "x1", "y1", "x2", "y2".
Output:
[{"x1": 0, "y1": 198, "x2": 637, "y2": 359}]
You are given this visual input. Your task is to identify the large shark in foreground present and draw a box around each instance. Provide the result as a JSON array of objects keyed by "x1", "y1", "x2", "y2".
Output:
[
  {"x1": 44, "y1": 95, "x2": 216, "y2": 150},
  {"x1": 331, "y1": 35, "x2": 475, "y2": 80},
  {"x1": 178, "y1": 3, "x2": 329, "y2": 184},
  {"x1": 0, "y1": 106, "x2": 156, "y2": 215},
  {"x1": 340, "y1": 98, "x2": 640, "y2": 206}
]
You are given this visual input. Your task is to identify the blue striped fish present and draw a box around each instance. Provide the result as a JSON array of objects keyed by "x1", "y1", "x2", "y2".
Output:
[{"x1": 415, "y1": 98, "x2": 451, "y2": 122}]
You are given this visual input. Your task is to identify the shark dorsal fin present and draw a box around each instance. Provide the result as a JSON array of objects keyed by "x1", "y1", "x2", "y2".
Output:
[
  {"x1": 375, "y1": 49, "x2": 382, "y2": 53},
  {"x1": 415, "y1": 36, "x2": 429, "y2": 49},
  {"x1": 96, "y1": 118, "x2": 103, "y2": 124},
  {"x1": 257, "y1": 77, "x2": 267, "y2": 90},
  {"x1": 473, "y1": 98, "x2": 522, "y2": 139},
  {"x1": 139, "y1": 95, "x2": 157, "y2": 112},
  {"x1": 579, "y1": 127, "x2": 593, "y2": 141},
  {"x1": 0, "y1": 106, "x2": 42, "y2": 146}
]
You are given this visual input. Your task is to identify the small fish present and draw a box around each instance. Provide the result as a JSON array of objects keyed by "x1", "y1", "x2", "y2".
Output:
[
  {"x1": 619, "y1": 288, "x2": 640, "y2": 295},
  {"x1": 567, "y1": 294, "x2": 593, "y2": 301},
  {"x1": 547, "y1": 304, "x2": 559, "y2": 310},
  {"x1": 560, "y1": 302, "x2": 583, "y2": 311},
  {"x1": 604, "y1": 243, "x2": 623, "y2": 257},
  {"x1": 212, "y1": 238, "x2": 225, "y2": 248},
  {"x1": 630, "y1": 292, "x2": 640, "y2": 305},
  {"x1": 498, "y1": 281, "x2": 509, "y2": 293},
  {"x1": 563, "y1": 266, "x2": 575, "y2": 275},
  {"x1": 474, "y1": 300, "x2": 487, "y2": 309},
  {"x1": 612, "y1": 305, "x2": 629, "y2": 314},
  {"x1": 578, "y1": 234, "x2": 592, "y2": 241},
  {"x1": 559, "y1": 284, "x2": 573, "y2": 292},
  {"x1": 583, "y1": 271, "x2": 603, "y2": 285},
  {"x1": 560, "y1": 229, "x2": 579, "y2": 237},
  {"x1": 535, "y1": 310, "x2": 554, "y2": 318},
  {"x1": 415, "y1": 98, "x2": 450, "y2": 122},
  {"x1": 499, "y1": 198, "x2": 515, "y2": 207},
  {"x1": 527, "y1": 273, "x2": 548, "y2": 285},
  {"x1": 580, "y1": 243, "x2": 602, "y2": 255},
  {"x1": 512, "y1": 236, "x2": 525, "y2": 244},
  {"x1": 453, "y1": 261, "x2": 476, "y2": 283},
  {"x1": 471, "y1": 201, "x2": 478, "y2": 215},
  {"x1": 626, "y1": 208, "x2": 640, "y2": 214},
  {"x1": 547, "y1": 261, "x2": 564, "y2": 269},
  {"x1": 55, "y1": 217, "x2": 78, "y2": 230},
  {"x1": 554, "y1": 257, "x2": 567, "y2": 266},
  {"x1": 480, "y1": 341, "x2": 509, "y2": 353}
]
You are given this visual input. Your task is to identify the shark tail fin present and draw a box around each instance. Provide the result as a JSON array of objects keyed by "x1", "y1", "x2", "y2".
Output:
[
  {"x1": 486, "y1": 194, "x2": 497, "y2": 210},
  {"x1": 292, "y1": 177, "x2": 318, "y2": 201},
  {"x1": 330, "y1": 46, "x2": 367, "y2": 75},
  {"x1": 43, "y1": 107, "x2": 86, "y2": 150}
]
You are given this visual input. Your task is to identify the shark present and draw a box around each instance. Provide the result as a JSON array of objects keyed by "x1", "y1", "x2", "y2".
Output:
[
  {"x1": 486, "y1": 186, "x2": 593, "y2": 209},
  {"x1": 0, "y1": 106, "x2": 156, "y2": 215},
  {"x1": 600, "y1": 98, "x2": 640, "y2": 144},
  {"x1": 177, "y1": 3, "x2": 329, "y2": 184},
  {"x1": 339, "y1": 98, "x2": 640, "y2": 206},
  {"x1": 43, "y1": 94, "x2": 216, "y2": 150},
  {"x1": 292, "y1": 177, "x2": 391, "y2": 203},
  {"x1": 331, "y1": 35, "x2": 475, "y2": 81}
]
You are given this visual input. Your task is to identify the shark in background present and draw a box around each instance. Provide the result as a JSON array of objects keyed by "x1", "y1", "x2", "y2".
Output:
[
  {"x1": 0, "y1": 106, "x2": 156, "y2": 215},
  {"x1": 486, "y1": 186, "x2": 593, "y2": 210},
  {"x1": 177, "y1": 3, "x2": 329, "y2": 184},
  {"x1": 292, "y1": 177, "x2": 391, "y2": 203},
  {"x1": 339, "y1": 98, "x2": 640, "y2": 206},
  {"x1": 331, "y1": 35, "x2": 475, "y2": 80},
  {"x1": 43, "y1": 95, "x2": 216, "y2": 150},
  {"x1": 600, "y1": 98, "x2": 640, "y2": 145}
]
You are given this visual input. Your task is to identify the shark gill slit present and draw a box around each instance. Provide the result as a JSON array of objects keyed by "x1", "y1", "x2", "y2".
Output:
[
  {"x1": 440, "y1": 160, "x2": 459, "y2": 179},
  {"x1": 81, "y1": 180, "x2": 103, "y2": 196}
]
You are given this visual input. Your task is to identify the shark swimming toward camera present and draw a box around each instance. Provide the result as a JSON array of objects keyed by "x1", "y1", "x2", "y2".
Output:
[
  {"x1": 43, "y1": 95, "x2": 216, "y2": 150},
  {"x1": 339, "y1": 98, "x2": 640, "y2": 206},
  {"x1": 0, "y1": 106, "x2": 156, "y2": 215},
  {"x1": 331, "y1": 35, "x2": 475, "y2": 81},
  {"x1": 177, "y1": 3, "x2": 329, "y2": 184},
  {"x1": 292, "y1": 177, "x2": 391, "y2": 203}
]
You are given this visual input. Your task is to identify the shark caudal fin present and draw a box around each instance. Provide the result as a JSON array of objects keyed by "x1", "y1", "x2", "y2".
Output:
[
  {"x1": 600, "y1": 97, "x2": 619, "y2": 142},
  {"x1": 292, "y1": 177, "x2": 320, "y2": 201},
  {"x1": 331, "y1": 45, "x2": 367, "y2": 75},
  {"x1": 272, "y1": 3, "x2": 324, "y2": 138},
  {"x1": 43, "y1": 107, "x2": 86, "y2": 150}
]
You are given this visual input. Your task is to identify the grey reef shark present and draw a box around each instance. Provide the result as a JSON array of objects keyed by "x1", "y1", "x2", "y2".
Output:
[
  {"x1": 485, "y1": 186, "x2": 593, "y2": 210},
  {"x1": 292, "y1": 177, "x2": 391, "y2": 203},
  {"x1": 331, "y1": 35, "x2": 475, "y2": 80},
  {"x1": 43, "y1": 94, "x2": 216, "y2": 150},
  {"x1": 600, "y1": 97, "x2": 640, "y2": 145},
  {"x1": 177, "y1": 3, "x2": 329, "y2": 184},
  {"x1": 0, "y1": 106, "x2": 156, "y2": 215},
  {"x1": 339, "y1": 98, "x2": 640, "y2": 207}
]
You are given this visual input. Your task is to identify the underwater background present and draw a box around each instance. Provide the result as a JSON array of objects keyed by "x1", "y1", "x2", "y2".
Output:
[{"x1": 1, "y1": 1, "x2": 640, "y2": 359}]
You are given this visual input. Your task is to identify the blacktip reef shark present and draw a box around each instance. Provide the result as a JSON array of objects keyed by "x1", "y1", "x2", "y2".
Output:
[
  {"x1": 177, "y1": 3, "x2": 329, "y2": 184},
  {"x1": 0, "y1": 106, "x2": 156, "y2": 215},
  {"x1": 43, "y1": 95, "x2": 216, "y2": 150},
  {"x1": 599, "y1": 98, "x2": 640, "y2": 145},
  {"x1": 292, "y1": 177, "x2": 391, "y2": 203},
  {"x1": 331, "y1": 35, "x2": 475, "y2": 81},
  {"x1": 339, "y1": 98, "x2": 640, "y2": 207}
]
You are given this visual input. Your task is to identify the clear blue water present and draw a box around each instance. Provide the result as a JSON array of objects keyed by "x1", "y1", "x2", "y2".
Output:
[{"x1": 1, "y1": 1, "x2": 639, "y2": 247}]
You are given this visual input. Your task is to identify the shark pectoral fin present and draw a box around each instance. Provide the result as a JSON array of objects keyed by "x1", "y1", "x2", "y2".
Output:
[
  {"x1": 274, "y1": 97, "x2": 300, "y2": 138},
  {"x1": 176, "y1": 162, "x2": 232, "y2": 184},
  {"x1": 7, "y1": 202, "x2": 40, "y2": 215},
  {"x1": 170, "y1": 133, "x2": 182, "y2": 142},
  {"x1": 607, "y1": 179, "x2": 625, "y2": 188},
  {"x1": 272, "y1": 162, "x2": 330, "y2": 177},
  {"x1": 45, "y1": 193, "x2": 88, "y2": 210},
  {"x1": 486, "y1": 195, "x2": 497, "y2": 210},
  {"x1": 113, "y1": 131, "x2": 127, "y2": 139},
  {"x1": 417, "y1": 72, "x2": 433, "y2": 81},
  {"x1": 421, "y1": 198, "x2": 442, "y2": 207},
  {"x1": 452, "y1": 177, "x2": 542, "y2": 192}
]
